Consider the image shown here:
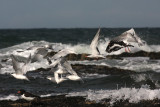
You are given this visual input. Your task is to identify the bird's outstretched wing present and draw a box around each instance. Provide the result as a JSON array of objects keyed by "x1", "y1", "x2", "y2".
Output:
[
  {"x1": 25, "y1": 54, "x2": 32, "y2": 64},
  {"x1": 11, "y1": 54, "x2": 22, "y2": 74},
  {"x1": 22, "y1": 54, "x2": 32, "y2": 74},
  {"x1": 111, "y1": 32, "x2": 135, "y2": 43},
  {"x1": 51, "y1": 49, "x2": 76, "y2": 60},
  {"x1": 90, "y1": 28, "x2": 100, "y2": 54},
  {"x1": 11, "y1": 54, "x2": 31, "y2": 75},
  {"x1": 90, "y1": 28, "x2": 101, "y2": 55},
  {"x1": 63, "y1": 60, "x2": 78, "y2": 76}
]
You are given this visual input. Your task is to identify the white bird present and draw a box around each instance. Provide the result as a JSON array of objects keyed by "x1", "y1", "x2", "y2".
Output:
[
  {"x1": 47, "y1": 63, "x2": 67, "y2": 84},
  {"x1": 60, "y1": 58, "x2": 84, "y2": 82},
  {"x1": 87, "y1": 28, "x2": 105, "y2": 58},
  {"x1": 47, "y1": 57, "x2": 83, "y2": 84},
  {"x1": 106, "y1": 28, "x2": 145, "y2": 53},
  {"x1": 47, "y1": 74, "x2": 67, "y2": 84},
  {"x1": 47, "y1": 57, "x2": 68, "y2": 84},
  {"x1": 51, "y1": 49, "x2": 76, "y2": 60},
  {"x1": 53, "y1": 71, "x2": 67, "y2": 84},
  {"x1": 30, "y1": 45, "x2": 52, "y2": 64},
  {"x1": 27, "y1": 44, "x2": 52, "y2": 50},
  {"x1": 46, "y1": 76, "x2": 57, "y2": 83},
  {"x1": 10, "y1": 54, "x2": 31, "y2": 81},
  {"x1": 49, "y1": 49, "x2": 76, "y2": 66}
]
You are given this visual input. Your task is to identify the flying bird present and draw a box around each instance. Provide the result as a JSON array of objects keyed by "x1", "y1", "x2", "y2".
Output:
[
  {"x1": 30, "y1": 45, "x2": 52, "y2": 64},
  {"x1": 49, "y1": 49, "x2": 76, "y2": 66},
  {"x1": 106, "y1": 28, "x2": 145, "y2": 53},
  {"x1": 51, "y1": 49, "x2": 76, "y2": 60},
  {"x1": 11, "y1": 54, "x2": 31, "y2": 81},
  {"x1": 62, "y1": 58, "x2": 83, "y2": 83},
  {"x1": 47, "y1": 57, "x2": 83, "y2": 84},
  {"x1": 87, "y1": 28, "x2": 105, "y2": 58}
]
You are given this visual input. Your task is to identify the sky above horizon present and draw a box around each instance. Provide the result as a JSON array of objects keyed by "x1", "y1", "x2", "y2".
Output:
[{"x1": 0, "y1": 0, "x2": 160, "y2": 28}]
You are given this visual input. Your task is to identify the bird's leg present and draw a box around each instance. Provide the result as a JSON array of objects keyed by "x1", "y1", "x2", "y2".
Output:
[
  {"x1": 125, "y1": 47, "x2": 128, "y2": 52},
  {"x1": 127, "y1": 47, "x2": 131, "y2": 53}
]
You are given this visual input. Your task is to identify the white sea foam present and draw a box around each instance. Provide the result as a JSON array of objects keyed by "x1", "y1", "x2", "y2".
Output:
[
  {"x1": 70, "y1": 58, "x2": 160, "y2": 73},
  {"x1": 117, "y1": 58, "x2": 160, "y2": 72},
  {"x1": 1, "y1": 88, "x2": 160, "y2": 105},
  {"x1": 0, "y1": 40, "x2": 160, "y2": 74},
  {"x1": 67, "y1": 87, "x2": 160, "y2": 104},
  {"x1": 40, "y1": 93, "x2": 65, "y2": 97},
  {"x1": 70, "y1": 60, "x2": 110, "y2": 66},
  {"x1": 0, "y1": 40, "x2": 160, "y2": 57},
  {"x1": 0, "y1": 94, "x2": 19, "y2": 101},
  {"x1": 130, "y1": 74, "x2": 150, "y2": 82},
  {"x1": 82, "y1": 73, "x2": 109, "y2": 79}
]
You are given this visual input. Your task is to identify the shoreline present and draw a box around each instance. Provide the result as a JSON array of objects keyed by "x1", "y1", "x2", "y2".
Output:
[{"x1": 1, "y1": 95, "x2": 160, "y2": 107}]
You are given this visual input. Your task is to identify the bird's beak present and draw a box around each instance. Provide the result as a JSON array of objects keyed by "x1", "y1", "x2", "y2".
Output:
[
  {"x1": 85, "y1": 55, "x2": 89, "y2": 58},
  {"x1": 17, "y1": 91, "x2": 21, "y2": 94}
]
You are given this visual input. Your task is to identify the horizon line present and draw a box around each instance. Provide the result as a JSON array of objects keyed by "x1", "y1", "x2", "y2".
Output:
[{"x1": 0, "y1": 27, "x2": 160, "y2": 30}]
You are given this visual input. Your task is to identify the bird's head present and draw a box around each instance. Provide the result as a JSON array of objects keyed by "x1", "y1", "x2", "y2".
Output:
[{"x1": 17, "y1": 89, "x2": 25, "y2": 95}]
